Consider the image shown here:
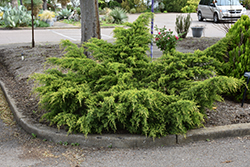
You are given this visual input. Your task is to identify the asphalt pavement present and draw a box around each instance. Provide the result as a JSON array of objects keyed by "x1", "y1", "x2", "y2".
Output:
[{"x1": 0, "y1": 13, "x2": 237, "y2": 46}]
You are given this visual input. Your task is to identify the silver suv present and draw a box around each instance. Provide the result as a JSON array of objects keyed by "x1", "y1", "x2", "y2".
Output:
[{"x1": 197, "y1": 0, "x2": 246, "y2": 23}]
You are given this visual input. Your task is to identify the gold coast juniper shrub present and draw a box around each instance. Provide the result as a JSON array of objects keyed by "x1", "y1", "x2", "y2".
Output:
[
  {"x1": 205, "y1": 15, "x2": 250, "y2": 101},
  {"x1": 31, "y1": 12, "x2": 243, "y2": 138}
]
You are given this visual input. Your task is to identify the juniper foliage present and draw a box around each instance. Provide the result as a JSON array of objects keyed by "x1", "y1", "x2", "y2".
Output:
[
  {"x1": 31, "y1": 13, "x2": 243, "y2": 138},
  {"x1": 205, "y1": 15, "x2": 250, "y2": 100}
]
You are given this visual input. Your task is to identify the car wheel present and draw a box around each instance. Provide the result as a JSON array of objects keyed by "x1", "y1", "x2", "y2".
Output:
[
  {"x1": 198, "y1": 12, "x2": 203, "y2": 21},
  {"x1": 213, "y1": 13, "x2": 219, "y2": 23}
]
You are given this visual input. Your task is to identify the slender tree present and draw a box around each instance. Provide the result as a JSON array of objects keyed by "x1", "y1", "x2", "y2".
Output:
[
  {"x1": 42, "y1": 0, "x2": 47, "y2": 10},
  {"x1": 95, "y1": 0, "x2": 101, "y2": 39}
]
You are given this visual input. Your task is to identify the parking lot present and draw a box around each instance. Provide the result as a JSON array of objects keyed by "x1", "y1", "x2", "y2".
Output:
[{"x1": 1, "y1": 11, "x2": 250, "y2": 46}]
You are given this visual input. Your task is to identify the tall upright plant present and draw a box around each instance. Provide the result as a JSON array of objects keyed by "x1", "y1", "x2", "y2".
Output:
[{"x1": 175, "y1": 13, "x2": 191, "y2": 38}]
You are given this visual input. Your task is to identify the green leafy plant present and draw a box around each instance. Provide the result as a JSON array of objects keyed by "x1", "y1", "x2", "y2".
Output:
[
  {"x1": 63, "y1": 141, "x2": 68, "y2": 146},
  {"x1": 31, "y1": 12, "x2": 243, "y2": 139},
  {"x1": 134, "y1": 0, "x2": 147, "y2": 13},
  {"x1": 99, "y1": 0, "x2": 107, "y2": 9},
  {"x1": 109, "y1": 0, "x2": 121, "y2": 9},
  {"x1": 121, "y1": 0, "x2": 146, "y2": 12},
  {"x1": 155, "y1": 25, "x2": 183, "y2": 53},
  {"x1": 121, "y1": 0, "x2": 130, "y2": 11},
  {"x1": 181, "y1": 0, "x2": 199, "y2": 13},
  {"x1": 158, "y1": 2, "x2": 165, "y2": 12},
  {"x1": 162, "y1": 0, "x2": 187, "y2": 12},
  {"x1": 130, "y1": 8, "x2": 136, "y2": 14},
  {"x1": 31, "y1": 133, "x2": 37, "y2": 138},
  {"x1": 1, "y1": 5, "x2": 32, "y2": 28},
  {"x1": 175, "y1": 13, "x2": 192, "y2": 38},
  {"x1": 58, "y1": 8, "x2": 73, "y2": 20},
  {"x1": 71, "y1": 142, "x2": 80, "y2": 146},
  {"x1": 33, "y1": 20, "x2": 50, "y2": 27},
  {"x1": 108, "y1": 7, "x2": 128, "y2": 24},
  {"x1": 216, "y1": 15, "x2": 250, "y2": 100}
]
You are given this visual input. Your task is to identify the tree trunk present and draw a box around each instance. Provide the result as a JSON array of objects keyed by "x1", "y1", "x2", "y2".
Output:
[
  {"x1": 80, "y1": 0, "x2": 97, "y2": 43},
  {"x1": 95, "y1": 0, "x2": 101, "y2": 39},
  {"x1": 43, "y1": 0, "x2": 47, "y2": 10},
  {"x1": 11, "y1": 0, "x2": 18, "y2": 8}
]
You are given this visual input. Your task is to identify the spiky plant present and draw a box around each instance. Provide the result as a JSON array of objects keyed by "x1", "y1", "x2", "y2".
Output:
[{"x1": 108, "y1": 7, "x2": 128, "y2": 24}]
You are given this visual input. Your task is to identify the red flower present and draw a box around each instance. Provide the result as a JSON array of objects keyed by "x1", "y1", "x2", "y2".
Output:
[
  {"x1": 155, "y1": 37, "x2": 159, "y2": 41},
  {"x1": 175, "y1": 36, "x2": 179, "y2": 40},
  {"x1": 158, "y1": 32, "x2": 161, "y2": 35}
]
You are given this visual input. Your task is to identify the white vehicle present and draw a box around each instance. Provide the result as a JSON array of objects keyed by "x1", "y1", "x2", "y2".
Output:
[{"x1": 197, "y1": 0, "x2": 247, "y2": 23}]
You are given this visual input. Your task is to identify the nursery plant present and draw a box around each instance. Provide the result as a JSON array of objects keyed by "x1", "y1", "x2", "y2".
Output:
[
  {"x1": 175, "y1": 13, "x2": 191, "y2": 38},
  {"x1": 31, "y1": 12, "x2": 243, "y2": 138}
]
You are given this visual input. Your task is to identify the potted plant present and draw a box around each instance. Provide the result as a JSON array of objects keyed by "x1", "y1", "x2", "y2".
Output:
[{"x1": 191, "y1": 25, "x2": 204, "y2": 38}]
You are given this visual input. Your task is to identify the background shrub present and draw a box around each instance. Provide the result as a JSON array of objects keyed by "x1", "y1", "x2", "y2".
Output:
[
  {"x1": 121, "y1": 0, "x2": 146, "y2": 12},
  {"x1": 23, "y1": 0, "x2": 43, "y2": 16},
  {"x1": 130, "y1": 8, "x2": 136, "y2": 14},
  {"x1": 109, "y1": 0, "x2": 121, "y2": 9},
  {"x1": 181, "y1": 0, "x2": 199, "y2": 13},
  {"x1": 240, "y1": 0, "x2": 250, "y2": 9},
  {"x1": 162, "y1": 0, "x2": 187, "y2": 12}
]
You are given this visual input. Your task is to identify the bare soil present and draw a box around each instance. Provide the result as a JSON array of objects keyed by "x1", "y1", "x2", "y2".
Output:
[{"x1": 0, "y1": 37, "x2": 250, "y2": 133}]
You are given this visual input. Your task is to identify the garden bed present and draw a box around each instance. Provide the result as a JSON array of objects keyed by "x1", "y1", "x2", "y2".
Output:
[{"x1": 0, "y1": 37, "x2": 250, "y2": 134}]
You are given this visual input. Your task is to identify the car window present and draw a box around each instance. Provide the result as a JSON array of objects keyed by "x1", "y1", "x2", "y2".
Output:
[
  {"x1": 199, "y1": 0, "x2": 205, "y2": 5},
  {"x1": 204, "y1": 0, "x2": 211, "y2": 5},
  {"x1": 216, "y1": 0, "x2": 241, "y2": 6}
]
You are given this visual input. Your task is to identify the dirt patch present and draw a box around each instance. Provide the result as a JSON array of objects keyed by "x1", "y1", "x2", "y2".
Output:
[{"x1": 0, "y1": 38, "x2": 249, "y2": 133}]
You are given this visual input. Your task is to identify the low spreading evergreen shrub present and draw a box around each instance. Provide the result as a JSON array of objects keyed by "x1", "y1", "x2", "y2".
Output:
[
  {"x1": 205, "y1": 15, "x2": 250, "y2": 101},
  {"x1": 31, "y1": 13, "x2": 243, "y2": 138}
]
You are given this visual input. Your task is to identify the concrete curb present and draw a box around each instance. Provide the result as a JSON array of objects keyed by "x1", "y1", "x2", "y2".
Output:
[
  {"x1": 2, "y1": 79, "x2": 250, "y2": 148},
  {"x1": 0, "y1": 81, "x2": 250, "y2": 148},
  {"x1": 0, "y1": 80, "x2": 176, "y2": 148}
]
